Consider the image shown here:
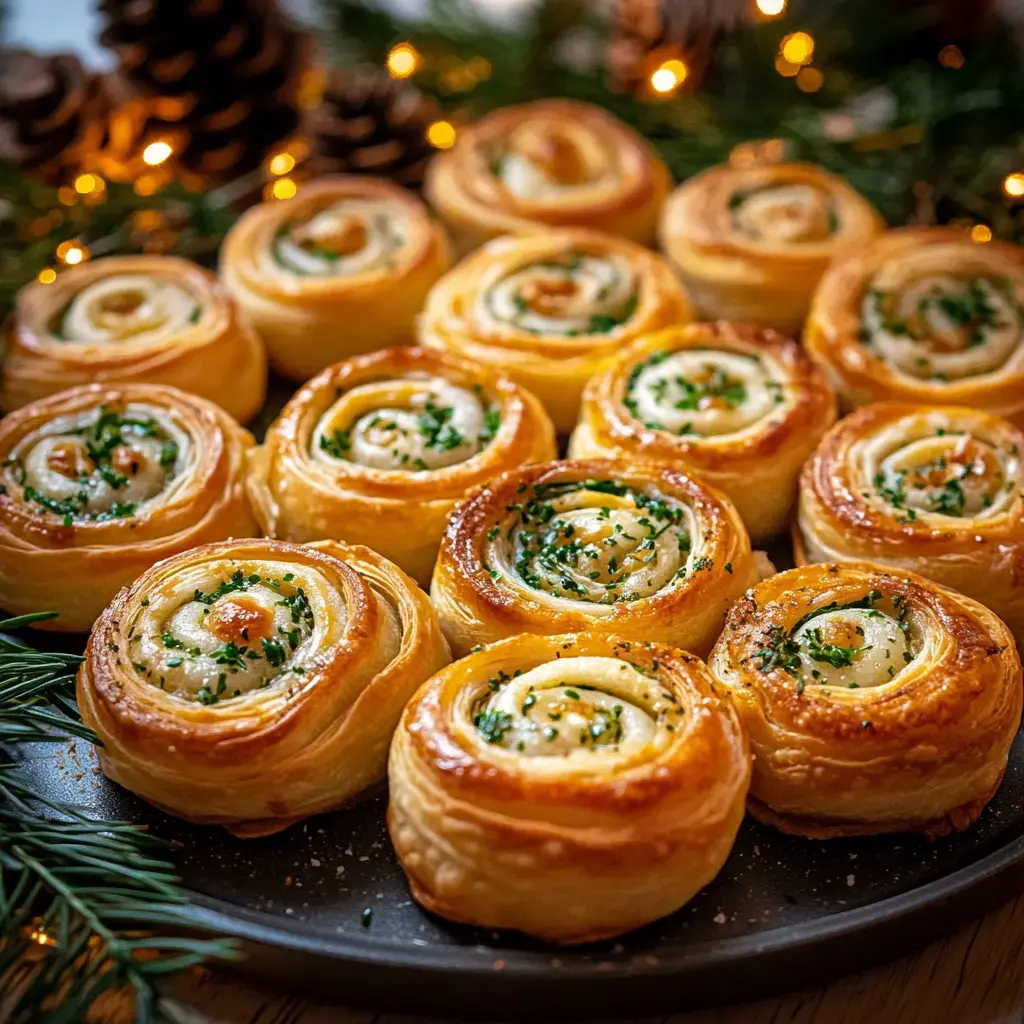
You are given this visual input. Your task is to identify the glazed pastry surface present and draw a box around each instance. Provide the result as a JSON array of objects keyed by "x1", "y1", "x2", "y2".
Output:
[
  {"x1": 796, "y1": 402, "x2": 1024, "y2": 643},
  {"x1": 419, "y1": 229, "x2": 692, "y2": 432},
  {"x1": 430, "y1": 457, "x2": 768, "y2": 658},
  {"x1": 221, "y1": 176, "x2": 451, "y2": 380},
  {"x1": 248, "y1": 346, "x2": 556, "y2": 586},
  {"x1": 570, "y1": 321, "x2": 836, "y2": 542},
  {"x1": 659, "y1": 162, "x2": 883, "y2": 333},
  {"x1": 388, "y1": 631, "x2": 750, "y2": 943},
  {"x1": 1, "y1": 255, "x2": 265, "y2": 422},
  {"x1": 77, "y1": 538, "x2": 451, "y2": 836},
  {"x1": 0, "y1": 383, "x2": 258, "y2": 631},
  {"x1": 424, "y1": 99, "x2": 671, "y2": 252},
  {"x1": 805, "y1": 227, "x2": 1024, "y2": 422},
  {"x1": 710, "y1": 561, "x2": 1022, "y2": 838}
]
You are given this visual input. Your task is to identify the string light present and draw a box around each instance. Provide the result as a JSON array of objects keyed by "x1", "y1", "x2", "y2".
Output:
[
  {"x1": 386, "y1": 43, "x2": 420, "y2": 79},
  {"x1": 37, "y1": 268, "x2": 57, "y2": 284},
  {"x1": 57, "y1": 186, "x2": 78, "y2": 206},
  {"x1": 74, "y1": 173, "x2": 96, "y2": 194},
  {"x1": 56, "y1": 240, "x2": 89, "y2": 265},
  {"x1": 426, "y1": 120, "x2": 457, "y2": 149},
  {"x1": 797, "y1": 66, "x2": 824, "y2": 93},
  {"x1": 756, "y1": 0, "x2": 786, "y2": 15},
  {"x1": 971, "y1": 224, "x2": 993, "y2": 243},
  {"x1": 650, "y1": 58, "x2": 688, "y2": 94},
  {"x1": 29, "y1": 929, "x2": 54, "y2": 946},
  {"x1": 781, "y1": 32, "x2": 815, "y2": 66},
  {"x1": 775, "y1": 55, "x2": 801, "y2": 78},
  {"x1": 271, "y1": 177, "x2": 297, "y2": 200},
  {"x1": 142, "y1": 141, "x2": 173, "y2": 166},
  {"x1": 939, "y1": 45, "x2": 964, "y2": 69},
  {"x1": 1004, "y1": 173, "x2": 1024, "y2": 198},
  {"x1": 268, "y1": 152, "x2": 295, "y2": 176}
]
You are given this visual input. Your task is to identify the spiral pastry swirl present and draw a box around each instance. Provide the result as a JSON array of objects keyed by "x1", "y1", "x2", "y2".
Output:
[
  {"x1": 571, "y1": 322, "x2": 837, "y2": 542},
  {"x1": 419, "y1": 230, "x2": 692, "y2": 432},
  {"x1": 796, "y1": 402, "x2": 1024, "y2": 643},
  {"x1": 805, "y1": 228, "x2": 1024, "y2": 421},
  {"x1": 388, "y1": 631, "x2": 750, "y2": 943},
  {"x1": 1, "y1": 255, "x2": 266, "y2": 421},
  {"x1": 0, "y1": 384, "x2": 258, "y2": 632},
  {"x1": 248, "y1": 347, "x2": 556, "y2": 586},
  {"x1": 221, "y1": 176, "x2": 451, "y2": 380},
  {"x1": 430, "y1": 458, "x2": 768, "y2": 658},
  {"x1": 77, "y1": 538, "x2": 451, "y2": 835},
  {"x1": 658, "y1": 162, "x2": 883, "y2": 334},
  {"x1": 424, "y1": 99, "x2": 671, "y2": 253},
  {"x1": 710, "y1": 562, "x2": 1022, "y2": 838}
]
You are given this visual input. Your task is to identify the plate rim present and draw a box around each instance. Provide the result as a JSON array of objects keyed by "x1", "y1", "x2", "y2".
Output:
[{"x1": 180, "y1": 823, "x2": 1024, "y2": 977}]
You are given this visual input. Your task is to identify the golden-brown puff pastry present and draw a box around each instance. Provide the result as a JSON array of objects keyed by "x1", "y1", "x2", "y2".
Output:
[
  {"x1": 805, "y1": 227, "x2": 1024, "y2": 422},
  {"x1": 1, "y1": 255, "x2": 266, "y2": 422},
  {"x1": 424, "y1": 99, "x2": 671, "y2": 253},
  {"x1": 430, "y1": 457, "x2": 770, "y2": 659},
  {"x1": 77, "y1": 537, "x2": 451, "y2": 836},
  {"x1": 247, "y1": 346, "x2": 556, "y2": 587},
  {"x1": 388, "y1": 631, "x2": 750, "y2": 944},
  {"x1": 796, "y1": 401, "x2": 1024, "y2": 645},
  {"x1": 570, "y1": 321, "x2": 837, "y2": 543},
  {"x1": 419, "y1": 230, "x2": 692, "y2": 433},
  {"x1": 659, "y1": 162, "x2": 883, "y2": 334},
  {"x1": 0, "y1": 383, "x2": 258, "y2": 632},
  {"x1": 709, "y1": 561, "x2": 1022, "y2": 838},
  {"x1": 220, "y1": 176, "x2": 452, "y2": 381}
]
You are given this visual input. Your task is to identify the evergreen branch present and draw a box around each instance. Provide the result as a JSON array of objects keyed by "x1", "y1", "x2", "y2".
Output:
[{"x1": 0, "y1": 616, "x2": 237, "y2": 1024}]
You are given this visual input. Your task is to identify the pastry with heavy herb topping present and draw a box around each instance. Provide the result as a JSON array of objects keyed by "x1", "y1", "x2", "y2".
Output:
[
  {"x1": 248, "y1": 346, "x2": 555, "y2": 586},
  {"x1": 430, "y1": 457, "x2": 770, "y2": 657},
  {"x1": 571, "y1": 321, "x2": 836, "y2": 542},
  {"x1": 805, "y1": 227, "x2": 1024, "y2": 421},
  {"x1": 0, "y1": 383, "x2": 257, "y2": 631},
  {"x1": 710, "y1": 562, "x2": 1021, "y2": 838},
  {"x1": 77, "y1": 538, "x2": 450, "y2": 835},
  {"x1": 797, "y1": 402, "x2": 1024, "y2": 644}
]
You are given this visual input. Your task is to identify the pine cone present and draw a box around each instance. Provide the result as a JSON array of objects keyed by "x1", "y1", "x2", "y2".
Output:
[
  {"x1": 97, "y1": 0, "x2": 311, "y2": 182},
  {"x1": 307, "y1": 70, "x2": 442, "y2": 191},
  {"x1": 0, "y1": 49, "x2": 109, "y2": 183},
  {"x1": 607, "y1": 0, "x2": 749, "y2": 96}
]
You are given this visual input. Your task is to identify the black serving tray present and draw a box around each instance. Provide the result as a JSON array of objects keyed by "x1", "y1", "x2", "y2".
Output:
[{"x1": 12, "y1": 380, "x2": 1024, "y2": 1018}]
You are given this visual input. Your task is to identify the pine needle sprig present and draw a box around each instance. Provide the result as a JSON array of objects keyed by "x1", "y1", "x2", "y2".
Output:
[{"x1": 0, "y1": 614, "x2": 236, "y2": 1024}]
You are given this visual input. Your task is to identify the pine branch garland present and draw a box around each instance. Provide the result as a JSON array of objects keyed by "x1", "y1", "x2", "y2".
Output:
[{"x1": 0, "y1": 614, "x2": 235, "y2": 1024}]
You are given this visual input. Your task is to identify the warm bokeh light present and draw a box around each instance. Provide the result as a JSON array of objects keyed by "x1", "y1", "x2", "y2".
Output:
[
  {"x1": 781, "y1": 31, "x2": 815, "y2": 66},
  {"x1": 797, "y1": 66, "x2": 824, "y2": 93},
  {"x1": 74, "y1": 173, "x2": 96, "y2": 194},
  {"x1": 63, "y1": 246, "x2": 85, "y2": 265},
  {"x1": 939, "y1": 44, "x2": 965, "y2": 69},
  {"x1": 1004, "y1": 172, "x2": 1024, "y2": 197},
  {"x1": 57, "y1": 186, "x2": 78, "y2": 206},
  {"x1": 272, "y1": 177, "x2": 298, "y2": 200},
  {"x1": 387, "y1": 43, "x2": 420, "y2": 79},
  {"x1": 756, "y1": 0, "x2": 787, "y2": 15},
  {"x1": 268, "y1": 151, "x2": 295, "y2": 176},
  {"x1": 971, "y1": 224, "x2": 993, "y2": 243},
  {"x1": 427, "y1": 120, "x2": 457, "y2": 149},
  {"x1": 142, "y1": 141, "x2": 173, "y2": 166},
  {"x1": 775, "y1": 55, "x2": 800, "y2": 77},
  {"x1": 37, "y1": 268, "x2": 57, "y2": 284},
  {"x1": 650, "y1": 58, "x2": 688, "y2": 94},
  {"x1": 134, "y1": 174, "x2": 160, "y2": 196}
]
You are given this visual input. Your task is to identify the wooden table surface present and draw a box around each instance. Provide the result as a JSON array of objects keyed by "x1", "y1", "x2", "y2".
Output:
[{"x1": 126, "y1": 891, "x2": 1024, "y2": 1024}]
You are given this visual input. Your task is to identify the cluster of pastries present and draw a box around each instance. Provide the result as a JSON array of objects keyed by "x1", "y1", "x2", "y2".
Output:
[{"x1": 4, "y1": 97, "x2": 1023, "y2": 949}]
